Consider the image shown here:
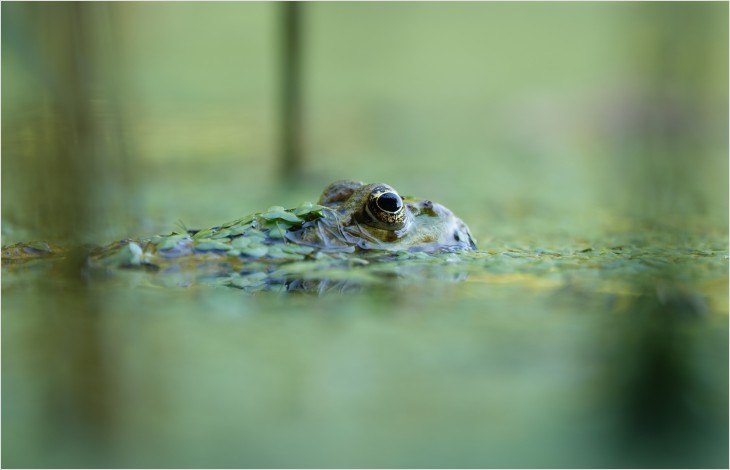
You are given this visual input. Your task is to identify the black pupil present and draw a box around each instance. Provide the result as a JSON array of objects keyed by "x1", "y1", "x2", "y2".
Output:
[{"x1": 377, "y1": 192, "x2": 402, "y2": 213}]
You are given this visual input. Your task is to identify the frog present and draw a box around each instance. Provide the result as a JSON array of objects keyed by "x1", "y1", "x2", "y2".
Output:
[
  {"x1": 286, "y1": 180, "x2": 477, "y2": 252},
  {"x1": 2, "y1": 180, "x2": 477, "y2": 291}
]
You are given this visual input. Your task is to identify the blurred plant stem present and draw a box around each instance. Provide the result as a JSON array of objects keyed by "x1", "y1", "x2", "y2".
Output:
[
  {"x1": 602, "y1": 5, "x2": 729, "y2": 467},
  {"x1": 1, "y1": 2, "x2": 128, "y2": 463},
  {"x1": 624, "y1": 3, "x2": 723, "y2": 230},
  {"x1": 31, "y1": 2, "x2": 95, "y2": 243},
  {"x1": 2, "y1": 2, "x2": 133, "y2": 244},
  {"x1": 278, "y1": 2, "x2": 304, "y2": 185}
]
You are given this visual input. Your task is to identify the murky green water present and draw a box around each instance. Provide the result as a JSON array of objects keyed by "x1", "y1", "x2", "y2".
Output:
[{"x1": 3, "y1": 226, "x2": 727, "y2": 468}]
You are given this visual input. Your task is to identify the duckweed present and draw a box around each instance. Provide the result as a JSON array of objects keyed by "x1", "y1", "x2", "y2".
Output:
[
  {"x1": 293, "y1": 202, "x2": 327, "y2": 218},
  {"x1": 220, "y1": 213, "x2": 255, "y2": 229},
  {"x1": 243, "y1": 229, "x2": 267, "y2": 241},
  {"x1": 260, "y1": 210, "x2": 303, "y2": 224},
  {"x1": 281, "y1": 244, "x2": 315, "y2": 255},
  {"x1": 191, "y1": 228, "x2": 216, "y2": 240},
  {"x1": 211, "y1": 229, "x2": 232, "y2": 239},
  {"x1": 228, "y1": 271, "x2": 268, "y2": 289},
  {"x1": 240, "y1": 245, "x2": 269, "y2": 258},
  {"x1": 227, "y1": 223, "x2": 252, "y2": 236},
  {"x1": 266, "y1": 246, "x2": 305, "y2": 260},
  {"x1": 193, "y1": 240, "x2": 232, "y2": 252},
  {"x1": 157, "y1": 235, "x2": 191, "y2": 251},
  {"x1": 265, "y1": 222, "x2": 291, "y2": 239},
  {"x1": 5, "y1": 193, "x2": 726, "y2": 301},
  {"x1": 231, "y1": 237, "x2": 254, "y2": 250}
]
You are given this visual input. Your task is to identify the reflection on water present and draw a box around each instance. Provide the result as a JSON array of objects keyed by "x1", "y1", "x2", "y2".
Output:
[
  {"x1": 608, "y1": 282, "x2": 728, "y2": 468},
  {"x1": 2, "y1": 240, "x2": 728, "y2": 467}
]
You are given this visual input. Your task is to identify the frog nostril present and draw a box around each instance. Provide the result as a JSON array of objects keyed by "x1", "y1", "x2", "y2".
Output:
[{"x1": 376, "y1": 192, "x2": 403, "y2": 213}]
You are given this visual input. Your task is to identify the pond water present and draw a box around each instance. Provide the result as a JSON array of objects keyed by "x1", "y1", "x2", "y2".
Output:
[{"x1": 2, "y1": 220, "x2": 727, "y2": 468}]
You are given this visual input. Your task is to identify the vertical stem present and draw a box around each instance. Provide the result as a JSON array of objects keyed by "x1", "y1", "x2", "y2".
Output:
[
  {"x1": 2, "y1": 2, "x2": 131, "y2": 244},
  {"x1": 604, "y1": 5, "x2": 726, "y2": 467},
  {"x1": 279, "y1": 1, "x2": 303, "y2": 183},
  {"x1": 5, "y1": 3, "x2": 117, "y2": 464}
]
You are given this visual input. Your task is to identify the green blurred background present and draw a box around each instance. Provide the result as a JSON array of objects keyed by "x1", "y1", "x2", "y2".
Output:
[
  {"x1": 3, "y1": 2, "x2": 727, "y2": 241},
  {"x1": 2, "y1": 2, "x2": 728, "y2": 468}
]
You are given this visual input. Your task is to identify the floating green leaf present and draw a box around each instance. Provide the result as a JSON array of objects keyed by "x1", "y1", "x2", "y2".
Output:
[
  {"x1": 265, "y1": 222, "x2": 291, "y2": 239},
  {"x1": 243, "y1": 229, "x2": 267, "y2": 241},
  {"x1": 227, "y1": 222, "x2": 253, "y2": 236},
  {"x1": 157, "y1": 235, "x2": 191, "y2": 251},
  {"x1": 212, "y1": 229, "x2": 232, "y2": 239},
  {"x1": 281, "y1": 244, "x2": 315, "y2": 255},
  {"x1": 221, "y1": 213, "x2": 255, "y2": 229},
  {"x1": 241, "y1": 245, "x2": 268, "y2": 257},
  {"x1": 267, "y1": 246, "x2": 305, "y2": 260},
  {"x1": 229, "y1": 272, "x2": 268, "y2": 288},
  {"x1": 231, "y1": 237, "x2": 254, "y2": 249},
  {"x1": 194, "y1": 240, "x2": 232, "y2": 251},
  {"x1": 260, "y1": 209, "x2": 302, "y2": 224},
  {"x1": 293, "y1": 202, "x2": 326, "y2": 217},
  {"x1": 192, "y1": 228, "x2": 216, "y2": 240}
]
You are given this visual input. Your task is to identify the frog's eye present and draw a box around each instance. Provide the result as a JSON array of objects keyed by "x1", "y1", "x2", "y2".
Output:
[{"x1": 365, "y1": 189, "x2": 407, "y2": 230}]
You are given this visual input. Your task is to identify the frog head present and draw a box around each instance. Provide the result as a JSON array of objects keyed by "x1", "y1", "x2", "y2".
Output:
[{"x1": 288, "y1": 180, "x2": 477, "y2": 252}]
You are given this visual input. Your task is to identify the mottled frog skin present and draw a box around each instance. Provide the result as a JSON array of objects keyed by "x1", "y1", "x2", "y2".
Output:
[
  {"x1": 289, "y1": 180, "x2": 476, "y2": 252},
  {"x1": 3, "y1": 180, "x2": 476, "y2": 275}
]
